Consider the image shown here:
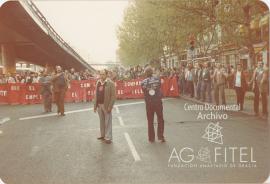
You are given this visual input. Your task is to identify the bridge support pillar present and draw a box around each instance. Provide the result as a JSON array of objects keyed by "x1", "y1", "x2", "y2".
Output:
[{"x1": 1, "y1": 44, "x2": 16, "y2": 74}]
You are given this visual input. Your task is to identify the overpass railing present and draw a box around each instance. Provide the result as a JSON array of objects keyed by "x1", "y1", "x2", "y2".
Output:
[{"x1": 19, "y1": 0, "x2": 94, "y2": 71}]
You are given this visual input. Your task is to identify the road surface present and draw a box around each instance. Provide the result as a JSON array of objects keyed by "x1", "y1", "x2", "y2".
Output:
[{"x1": 0, "y1": 98, "x2": 269, "y2": 183}]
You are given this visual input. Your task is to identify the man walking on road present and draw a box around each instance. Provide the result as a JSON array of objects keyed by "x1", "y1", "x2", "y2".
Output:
[
  {"x1": 94, "y1": 70, "x2": 116, "y2": 144},
  {"x1": 141, "y1": 67, "x2": 165, "y2": 143},
  {"x1": 51, "y1": 66, "x2": 69, "y2": 116}
]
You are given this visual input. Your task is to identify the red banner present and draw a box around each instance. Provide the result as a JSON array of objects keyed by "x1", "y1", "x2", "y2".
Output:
[{"x1": 0, "y1": 77, "x2": 179, "y2": 105}]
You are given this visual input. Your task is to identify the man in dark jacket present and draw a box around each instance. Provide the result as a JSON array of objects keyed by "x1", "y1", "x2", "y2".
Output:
[
  {"x1": 39, "y1": 70, "x2": 52, "y2": 113},
  {"x1": 249, "y1": 62, "x2": 268, "y2": 117},
  {"x1": 51, "y1": 66, "x2": 69, "y2": 116},
  {"x1": 232, "y1": 63, "x2": 247, "y2": 111},
  {"x1": 141, "y1": 67, "x2": 165, "y2": 143},
  {"x1": 201, "y1": 62, "x2": 212, "y2": 103}
]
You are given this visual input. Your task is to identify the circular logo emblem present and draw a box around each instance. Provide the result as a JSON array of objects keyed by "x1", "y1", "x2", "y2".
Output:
[{"x1": 149, "y1": 89, "x2": 155, "y2": 96}]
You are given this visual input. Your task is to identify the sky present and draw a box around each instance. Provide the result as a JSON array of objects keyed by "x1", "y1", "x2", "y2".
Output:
[{"x1": 34, "y1": 1, "x2": 129, "y2": 64}]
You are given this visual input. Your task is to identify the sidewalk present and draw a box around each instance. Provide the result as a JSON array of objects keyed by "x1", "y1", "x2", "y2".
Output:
[{"x1": 180, "y1": 89, "x2": 265, "y2": 118}]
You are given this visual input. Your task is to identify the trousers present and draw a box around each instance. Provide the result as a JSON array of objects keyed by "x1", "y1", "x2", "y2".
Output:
[
  {"x1": 145, "y1": 100, "x2": 164, "y2": 141},
  {"x1": 97, "y1": 104, "x2": 112, "y2": 140}
]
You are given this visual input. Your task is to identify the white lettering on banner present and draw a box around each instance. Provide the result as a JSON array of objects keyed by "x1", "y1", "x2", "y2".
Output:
[
  {"x1": 117, "y1": 90, "x2": 123, "y2": 95},
  {"x1": 0, "y1": 91, "x2": 7, "y2": 96},
  {"x1": 80, "y1": 83, "x2": 91, "y2": 88},
  {"x1": 133, "y1": 89, "x2": 143, "y2": 95},
  {"x1": 25, "y1": 94, "x2": 40, "y2": 100},
  {"x1": 72, "y1": 92, "x2": 77, "y2": 98},
  {"x1": 28, "y1": 86, "x2": 35, "y2": 91},
  {"x1": 11, "y1": 85, "x2": 20, "y2": 91},
  {"x1": 87, "y1": 90, "x2": 95, "y2": 96},
  {"x1": 0, "y1": 78, "x2": 178, "y2": 104},
  {"x1": 124, "y1": 81, "x2": 141, "y2": 87}
]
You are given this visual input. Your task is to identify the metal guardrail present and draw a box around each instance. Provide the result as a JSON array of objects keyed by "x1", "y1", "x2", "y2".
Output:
[{"x1": 19, "y1": 0, "x2": 94, "y2": 71}]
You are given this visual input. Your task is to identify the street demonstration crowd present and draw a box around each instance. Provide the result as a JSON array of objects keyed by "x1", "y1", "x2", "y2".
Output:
[{"x1": 0, "y1": 60, "x2": 269, "y2": 118}]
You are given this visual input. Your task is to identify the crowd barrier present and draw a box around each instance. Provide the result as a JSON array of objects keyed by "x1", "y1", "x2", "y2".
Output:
[{"x1": 0, "y1": 77, "x2": 179, "y2": 105}]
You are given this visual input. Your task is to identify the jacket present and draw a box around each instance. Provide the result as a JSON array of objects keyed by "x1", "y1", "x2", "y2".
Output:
[
  {"x1": 51, "y1": 72, "x2": 69, "y2": 92},
  {"x1": 232, "y1": 71, "x2": 248, "y2": 91},
  {"x1": 259, "y1": 69, "x2": 269, "y2": 93},
  {"x1": 93, "y1": 78, "x2": 116, "y2": 110}
]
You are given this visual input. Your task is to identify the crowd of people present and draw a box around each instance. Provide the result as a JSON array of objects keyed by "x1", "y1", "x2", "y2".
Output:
[
  {"x1": 177, "y1": 60, "x2": 269, "y2": 118},
  {"x1": 0, "y1": 60, "x2": 268, "y2": 118},
  {"x1": 0, "y1": 68, "x2": 94, "y2": 84},
  {"x1": 0, "y1": 64, "x2": 181, "y2": 84}
]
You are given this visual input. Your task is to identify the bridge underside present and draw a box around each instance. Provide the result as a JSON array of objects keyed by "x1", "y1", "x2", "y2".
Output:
[{"x1": 0, "y1": 1, "x2": 92, "y2": 74}]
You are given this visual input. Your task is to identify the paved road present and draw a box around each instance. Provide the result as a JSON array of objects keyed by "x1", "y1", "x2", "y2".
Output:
[{"x1": 0, "y1": 98, "x2": 269, "y2": 184}]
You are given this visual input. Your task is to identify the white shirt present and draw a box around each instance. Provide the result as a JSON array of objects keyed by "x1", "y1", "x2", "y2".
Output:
[
  {"x1": 7, "y1": 77, "x2": 15, "y2": 83},
  {"x1": 32, "y1": 77, "x2": 40, "y2": 83},
  {"x1": 235, "y1": 71, "x2": 241, "y2": 87}
]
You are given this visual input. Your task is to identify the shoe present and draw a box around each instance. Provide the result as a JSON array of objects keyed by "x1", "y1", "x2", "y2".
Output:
[
  {"x1": 60, "y1": 113, "x2": 65, "y2": 116},
  {"x1": 97, "y1": 137, "x2": 105, "y2": 140},
  {"x1": 158, "y1": 138, "x2": 166, "y2": 143},
  {"x1": 104, "y1": 140, "x2": 112, "y2": 144},
  {"x1": 149, "y1": 140, "x2": 155, "y2": 143}
]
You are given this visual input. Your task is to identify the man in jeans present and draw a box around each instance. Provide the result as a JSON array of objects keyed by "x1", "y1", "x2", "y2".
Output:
[{"x1": 94, "y1": 70, "x2": 116, "y2": 144}]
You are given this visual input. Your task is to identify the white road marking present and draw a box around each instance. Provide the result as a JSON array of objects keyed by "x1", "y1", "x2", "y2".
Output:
[
  {"x1": 18, "y1": 98, "x2": 173, "y2": 121},
  {"x1": 116, "y1": 101, "x2": 145, "y2": 107},
  {"x1": 115, "y1": 106, "x2": 120, "y2": 114},
  {"x1": 19, "y1": 108, "x2": 93, "y2": 121},
  {"x1": 0, "y1": 117, "x2": 10, "y2": 125},
  {"x1": 115, "y1": 98, "x2": 172, "y2": 108},
  {"x1": 264, "y1": 175, "x2": 270, "y2": 184},
  {"x1": 0, "y1": 178, "x2": 5, "y2": 184},
  {"x1": 0, "y1": 130, "x2": 2, "y2": 134},
  {"x1": 19, "y1": 113, "x2": 57, "y2": 120},
  {"x1": 124, "y1": 132, "x2": 141, "y2": 161},
  {"x1": 81, "y1": 124, "x2": 147, "y2": 132},
  {"x1": 118, "y1": 116, "x2": 125, "y2": 126}
]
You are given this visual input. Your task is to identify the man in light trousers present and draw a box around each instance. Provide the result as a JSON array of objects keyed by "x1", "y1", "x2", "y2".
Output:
[{"x1": 94, "y1": 69, "x2": 116, "y2": 144}]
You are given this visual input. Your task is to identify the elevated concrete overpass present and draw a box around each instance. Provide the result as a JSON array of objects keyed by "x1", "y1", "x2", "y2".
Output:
[{"x1": 0, "y1": 0, "x2": 95, "y2": 74}]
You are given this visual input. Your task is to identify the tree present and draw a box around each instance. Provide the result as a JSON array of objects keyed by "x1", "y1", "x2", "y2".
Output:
[{"x1": 117, "y1": 0, "x2": 268, "y2": 67}]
